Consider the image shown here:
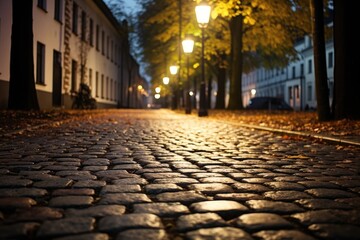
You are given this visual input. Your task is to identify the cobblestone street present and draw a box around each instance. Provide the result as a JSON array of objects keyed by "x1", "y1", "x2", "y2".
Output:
[{"x1": 0, "y1": 109, "x2": 359, "y2": 240}]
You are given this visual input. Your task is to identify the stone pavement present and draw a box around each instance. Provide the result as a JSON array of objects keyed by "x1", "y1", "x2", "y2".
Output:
[{"x1": 0, "y1": 109, "x2": 359, "y2": 240}]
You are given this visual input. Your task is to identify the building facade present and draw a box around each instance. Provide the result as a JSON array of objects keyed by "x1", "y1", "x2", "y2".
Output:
[
  {"x1": 0, "y1": 0, "x2": 148, "y2": 110},
  {"x1": 242, "y1": 35, "x2": 334, "y2": 111}
]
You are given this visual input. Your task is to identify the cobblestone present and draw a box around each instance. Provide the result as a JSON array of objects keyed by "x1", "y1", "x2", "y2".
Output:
[{"x1": 0, "y1": 109, "x2": 359, "y2": 239}]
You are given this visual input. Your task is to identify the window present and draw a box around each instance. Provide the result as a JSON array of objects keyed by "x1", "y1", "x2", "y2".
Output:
[
  {"x1": 80, "y1": 64, "x2": 85, "y2": 83},
  {"x1": 89, "y1": 18, "x2": 94, "y2": 46},
  {"x1": 307, "y1": 84, "x2": 312, "y2": 101},
  {"x1": 101, "y1": 74, "x2": 104, "y2": 98},
  {"x1": 328, "y1": 52, "x2": 333, "y2": 68},
  {"x1": 300, "y1": 63, "x2": 304, "y2": 76},
  {"x1": 111, "y1": 40, "x2": 113, "y2": 62},
  {"x1": 71, "y1": 60, "x2": 78, "y2": 92},
  {"x1": 289, "y1": 86, "x2": 293, "y2": 99},
  {"x1": 110, "y1": 79, "x2": 113, "y2": 100},
  {"x1": 106, "y1": 36, "x2": 109, "y2": 58},
  {"x1": 95, "y1": 71, "x2": 99, "y2": 97},
  {"x1": 102, "y1": 30, "x2": 105, "y2": 55},
  {"x1": 89, "y1": 68, "x2": 93, "y2": 90},
  {"x1": 106, "y1": 77, "x2": 109, "y2": 99},
  {"x1": 114, "y1": 44, "x2": 117, "y2": 65},
  {"x1": 36, "y1": 42, "x2": 46, "y2": 85},
  {"x1": 294, "y1": 85, "x2": 299, "y2": 98},
  {"x1": 54, "y1": 0, "x2": 62, "y2": 22},
  {"x1": 72, "y1": 3, "x2": 78, "y2": 35},
  {"x1": 96, "y1": 25, "x2": 100, "y2": 51},
  {"x1": 292, "y1": 66, "x2": 296, "y2": 79},
  {"x1": 81, "y1": 11, "x2": 86, "y2": 41},
  {"x1": 38, "y1": 0, "x2": 47, "y2": 11},
  {"x1": 308, "y1": 59, "x2": 312, "y2": 74}
]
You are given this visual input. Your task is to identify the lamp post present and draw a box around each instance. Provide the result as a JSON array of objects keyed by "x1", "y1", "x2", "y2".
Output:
[
  {"x1": 182, "y1": 36, "x2": 194, "y2": 114},
  {"x1": 195, "y1": 1, "x2": 211, "y2": 117}
]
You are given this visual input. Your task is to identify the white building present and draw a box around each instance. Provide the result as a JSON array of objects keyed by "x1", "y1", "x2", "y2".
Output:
[
  {"x1": 242, "y1": 35, "x2": 334, "y2": 110},
  {"x1": 0, "y1": 0, "x2": 148, "y2": 109}
]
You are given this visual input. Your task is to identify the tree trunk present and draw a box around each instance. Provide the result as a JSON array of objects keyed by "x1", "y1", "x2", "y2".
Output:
[
  {"x1": 228, "y1": 15, "x2": 244, "y2": 110},
  {"x1": 215, "y1": 65, "x2": 226, "y2": 109},
  {"x1": 8, "y1": 0, "x2": 39, "y2": 110},
  {"x1": 207, "y1": 75, "x2": 212, "y2": 109},
  {"x1": 309, "y1": 0, "x2": 331, "y2": 121},
  {"x1": 333, "y1": 0, "x2": 360, "y2": 119}
]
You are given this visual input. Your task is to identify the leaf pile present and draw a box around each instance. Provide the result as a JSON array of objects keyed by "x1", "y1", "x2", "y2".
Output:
[{"x1": 207, "y1": 109, "x2": 360, "y2": 142}]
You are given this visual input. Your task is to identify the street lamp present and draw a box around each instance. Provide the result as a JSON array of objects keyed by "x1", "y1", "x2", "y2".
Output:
[
  {"x1": 163, "y1": 76, "x2": 170, "y2": 85},
  {"x1": 195, "y1": 1, "x2": 211, "y2": 117},
  {"x1": 182, "y1": 36, "x2": 194, "y2": 114},
  {"x1": 169, "y1": 65, "x2": 179, "y2": 75}
]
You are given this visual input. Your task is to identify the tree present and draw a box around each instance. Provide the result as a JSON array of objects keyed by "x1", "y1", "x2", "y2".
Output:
[
  {"x1": 332, "y1": 0, "x2": 360, "y2": 120},
  {"x1": 310, "y1": 0, "x2": 331, "y2": 121},
  {"x1": 211, "y1": 0, "x2": 310, "y2": 109},
  {"x1": 138, "y1": 0, "x2": 310, "y2": 110},
  {"x1": 8, "y1": 0, "x2": 39, "y2": 110}
]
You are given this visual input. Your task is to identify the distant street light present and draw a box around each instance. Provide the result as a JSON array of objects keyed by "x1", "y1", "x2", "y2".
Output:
[
  {"x1": 182, "y1": 36, "x2": 194, "y2": 114},
  {"x1": 163, "y1": 76, "x2": 170, "y2": 85},
  {"x1": 170, "y1": 65, "x2": 179, "y2": 75},
  {"x1": 251, "y1": 88, "x2": 256, "y2": 96},
  {"x1": 195, "y1": 1, "x2": 211, "y2": 117}
]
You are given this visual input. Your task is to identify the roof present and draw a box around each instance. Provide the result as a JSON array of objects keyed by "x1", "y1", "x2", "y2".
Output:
[{"x1": 92, "y1": 0, "x2": 127, "y2": 36}]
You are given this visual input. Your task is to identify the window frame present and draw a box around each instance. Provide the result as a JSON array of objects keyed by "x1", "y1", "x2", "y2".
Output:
[
  {"x1": 54, "y1": 0, "x2": 62, "y2": 22},
  {"x1": 72, "y1": 2, "x2": 78, "y2": 35},
  {"x1": 36, "y1": 41, "x2": 46, "y2": 85},
  {"x1": 38, "y1": 0, "x2": 47, "y2": 12}
]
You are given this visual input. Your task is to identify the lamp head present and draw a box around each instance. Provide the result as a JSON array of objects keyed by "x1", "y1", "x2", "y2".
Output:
[{"x1": 195, "y1": 1, "x2": 211, "y2": 28}]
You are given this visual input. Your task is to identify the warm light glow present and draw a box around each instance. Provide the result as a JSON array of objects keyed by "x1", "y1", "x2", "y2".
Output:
[
  {"x1": 182, "y1": 38, "x2": 194, "y2": 54},
  {"x1": 163, "y1": 76, "x2": 170, "y2": 85},
  {"x1": 155, "y1": 87, "x2": 161, "y2": 93},
  {"x1": 251, "y1": 89, "x2": 256, "y2": 96},
  {"x1": 195, "y1": 1, "x2": 211, "y2": 28},
  {"x1": 154, "y1": 93, "x2": 161, "y2": 99},
  {"x1": 189, "y1": 91, "x2": 194, "y2": 96},
  {"x1": 169, "y1": 65, "x2": 179, "y2": 75},
  {"x1": 137, "y1": 85, "x2": 143, "y2": 90}
]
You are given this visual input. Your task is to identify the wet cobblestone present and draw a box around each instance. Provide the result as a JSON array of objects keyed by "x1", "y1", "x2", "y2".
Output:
[{"x1": 0, "y1": 109, "x2": 359, "y2": 239}]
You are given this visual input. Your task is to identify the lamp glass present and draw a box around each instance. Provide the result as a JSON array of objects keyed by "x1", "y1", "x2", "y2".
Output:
[
  {"x1": 163, "y1": 76, "x2": 170, "y2": 85},
  {"x1": 182, "y1": 39, "x2": 194, "y2": 54},
  {"x1": 195, "y1": 3, "x2": 211, "y2": 27},
  {"x1": 169, "y1": 65, "x2": 179, "y2": 75}
]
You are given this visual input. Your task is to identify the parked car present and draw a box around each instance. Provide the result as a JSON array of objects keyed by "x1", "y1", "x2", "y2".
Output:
[{"x1": 246, "y1": 96, "x2": 293, "y2": 111}]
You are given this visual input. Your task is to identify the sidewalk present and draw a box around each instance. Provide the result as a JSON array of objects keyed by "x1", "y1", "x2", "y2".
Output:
[{"x1": 196, "y1": 109, "x2": 360, "y2": 146}]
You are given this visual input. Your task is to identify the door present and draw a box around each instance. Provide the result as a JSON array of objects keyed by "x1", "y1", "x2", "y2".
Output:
[{"x1": 52, "y1": 50, "x2": 62, "y2": 106}]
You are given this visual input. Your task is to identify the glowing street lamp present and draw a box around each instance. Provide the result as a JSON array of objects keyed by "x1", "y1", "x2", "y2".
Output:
[
  {"x1": 169, "y1": 65, "x2": 179, "y2": 75},
  {"x1": 195, "y1": 1, "x2": 211, "y2": 117},
  {"x1": 182, "y1": 36, "x2": 194, "y2": 114},
  {"x1": 163, "y1": 76, "x2": 170, "y2": 85}
]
